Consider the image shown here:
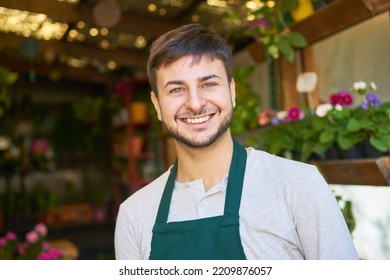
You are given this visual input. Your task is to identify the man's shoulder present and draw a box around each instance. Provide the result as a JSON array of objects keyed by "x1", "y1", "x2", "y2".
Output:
[
  {"x1": 246, "y1": 147, "x2": 320, "y2": 179},
  {"x1": 120, "y1": 168, "x2": 171, "y2": 212}
]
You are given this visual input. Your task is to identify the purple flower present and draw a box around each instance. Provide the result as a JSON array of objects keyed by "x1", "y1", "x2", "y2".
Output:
[
  {"x1": 248, "y1": 18, "x2": 270, "y2": 29},
  {"x1": 361, "y1": 102, "x2": 369, "y2": 110},
  {"x1": 271, "y1": 117, "x2": 280, "y2": 125},
  {"x1": 366, "y1": 92, "x2": 381, "y2": 108}
]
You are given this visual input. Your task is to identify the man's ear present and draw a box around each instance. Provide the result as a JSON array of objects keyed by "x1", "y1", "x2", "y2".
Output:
[
  {"x1": 230, "y1": 78, "x2": 236, "y2": 108},
  {"x1": 151, "y1": 91, "x2": 162, "y2": 121}
]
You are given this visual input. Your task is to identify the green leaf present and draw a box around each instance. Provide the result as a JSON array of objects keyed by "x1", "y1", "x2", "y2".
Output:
[
  {"x1": 347, "y1": 118, "x2": 361, "y2": 132},
  {"x1": 337, "y1": 134, "x2": 355, "y2": 150},
  {"x1": 278, "y1": 36, "x2": 294, "y2": 62},
  {"x1": 319, "y1": 130, "x2": 335, "y2": 144},
  {"x1": 370, "y1": 135, "x2": 389, "y2": 152},
  {"x1": 288, "y1": 31, "x2": 308, "y2": 48}
]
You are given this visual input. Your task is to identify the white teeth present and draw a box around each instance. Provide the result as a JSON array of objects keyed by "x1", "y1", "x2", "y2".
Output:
[{"x1": 185, "y1": 116, "x2": 210, "y2": 124}]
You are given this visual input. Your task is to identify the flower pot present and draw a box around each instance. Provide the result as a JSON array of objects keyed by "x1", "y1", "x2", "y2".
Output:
[
  {"x1": 129, "y1": 136, "x2": 144, "y2": 156},
  {"x1": 364, "y1": 140, "x2": 388, "y2": 159},
  {"x1": 129, "y1": 101, "x2": 148, "y2": 124},
  {"x1": 290, "y1": 0, "x2": 314, "y2": 22}
]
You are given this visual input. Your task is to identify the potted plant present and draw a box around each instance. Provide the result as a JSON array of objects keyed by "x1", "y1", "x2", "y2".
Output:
[
  {"x1": 225, "y1": 0, "x2": 309, "y2": 62},
  {"x1": 314, "y1": 81, "x2": 390, "y2": 158},
  {"x1": 250, "y1": 81, "x2": 390, "y2": 161}
]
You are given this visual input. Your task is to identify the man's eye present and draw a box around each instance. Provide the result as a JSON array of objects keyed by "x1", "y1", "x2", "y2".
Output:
[
  {"x1": 170, "y1": 88, "x2": 184, "y2": 94},
  {"x1": 202, "y1": 82, "x2": 217, "y2": 88}
]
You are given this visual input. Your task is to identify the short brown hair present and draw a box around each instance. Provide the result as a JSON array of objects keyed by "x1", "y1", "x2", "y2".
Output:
[{"x1": 147, "y1": 24, "x2": 232, "y2": 95}]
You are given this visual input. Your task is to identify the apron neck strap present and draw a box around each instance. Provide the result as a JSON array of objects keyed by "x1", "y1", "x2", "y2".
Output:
[
  {"x1": 224, "y1": 140, "x2": 247, "y2": 215},
  {"x1": 155, "y1": 139, "x2": 247, "y2": 223}
]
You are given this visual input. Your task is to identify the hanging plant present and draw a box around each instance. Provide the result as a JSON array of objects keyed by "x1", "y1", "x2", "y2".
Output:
[{"x1": 225, "y1": 0, "x2": 309, "y2": 62}]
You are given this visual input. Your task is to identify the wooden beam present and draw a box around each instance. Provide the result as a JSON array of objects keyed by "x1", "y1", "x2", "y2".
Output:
[
  {"x1": 278, "y1": 57, "x2": 299, "y2": 110},
  {"x1": 362, "y1": 0, "x2": 390, "y2": 13},
  {"x1": 291, "y1": 0, "x2": 374, "y2": 44},
  {"x1": 301, "y1": 46, "x2": 319, "y2": 108},
  {"x1": 247, "y1": 0, "x2": 390, "y2": 64}
]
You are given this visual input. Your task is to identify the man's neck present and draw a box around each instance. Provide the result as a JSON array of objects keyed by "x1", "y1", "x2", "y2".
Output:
[{"x1": 174, "y1": 134, "x2": 234, "y2": 192}]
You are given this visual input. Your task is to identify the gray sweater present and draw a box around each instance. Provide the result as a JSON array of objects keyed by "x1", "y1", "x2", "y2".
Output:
[{"x1": 115, "y1": 148, "x2": 358, "y2": 259}]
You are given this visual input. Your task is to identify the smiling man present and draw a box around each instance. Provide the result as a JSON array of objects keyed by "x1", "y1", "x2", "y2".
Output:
[{"x1": 114, "y1": 24, "x2": 358, "y2": 260}]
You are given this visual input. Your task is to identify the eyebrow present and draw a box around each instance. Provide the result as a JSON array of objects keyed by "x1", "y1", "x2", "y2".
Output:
[{"x1": 163, "y1": 74, "x2": 221, "y2": 89}]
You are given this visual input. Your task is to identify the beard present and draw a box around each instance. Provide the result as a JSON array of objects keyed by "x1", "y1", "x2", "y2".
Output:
[{"x1": 161, "y1": 109, "x2": 233, "y2": 148}]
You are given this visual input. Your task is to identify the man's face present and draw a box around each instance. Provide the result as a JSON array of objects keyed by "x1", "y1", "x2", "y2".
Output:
[{"x1": 151, "y1": 55, "x2": 236, "y2": 148}]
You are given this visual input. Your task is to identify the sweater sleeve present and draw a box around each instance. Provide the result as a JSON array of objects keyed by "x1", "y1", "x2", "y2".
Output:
[
  {"x1": 114, "y1": 203, "x2": 143, "y2": 260},
  {"x1": 289, "y1": 166, "x2": 358, "y2": 259}
]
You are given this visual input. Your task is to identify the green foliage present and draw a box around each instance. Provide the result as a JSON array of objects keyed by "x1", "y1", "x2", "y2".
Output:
[
  {"x1": 0, "y1": 66, "x2": 18, "y2": 119},
  {"x1": 225, "y1": 0, "x2": 308, "y2": 62},
  {"x1": 335, "y1": 194, "x2": 356, "y2": 234},
  {"x1": 230, "y1": 66, "x2": 261, "y2": 136}
]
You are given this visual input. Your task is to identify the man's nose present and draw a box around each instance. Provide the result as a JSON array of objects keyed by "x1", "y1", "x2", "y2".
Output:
[{"x1": 185, "y1": 89, "x2": 206, "y2": 112}]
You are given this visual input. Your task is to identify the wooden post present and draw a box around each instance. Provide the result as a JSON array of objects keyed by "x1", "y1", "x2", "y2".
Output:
[{"x1": 278, "y1": 55, "x2": 299, "y2": 110}]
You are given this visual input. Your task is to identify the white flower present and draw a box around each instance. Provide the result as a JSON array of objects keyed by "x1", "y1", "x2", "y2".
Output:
[
  {"x1": 369, "y1": 82, "x2": 377, "y2": 91},
  {"x1": 0, "y1": 136, "x2": 11, "y2": 150},
  {"x1": 335, "y1": 104, "x2": 343, "y2": 111},
  {"x1": 353, "y1": 81, "x2": 367, "y2": 90},
  {"x1": 315, "y1": 103, "x2": 333, "y2": 117},
  {"x1": 276, "y1": 110, "x2": 287, "y2": 120}
]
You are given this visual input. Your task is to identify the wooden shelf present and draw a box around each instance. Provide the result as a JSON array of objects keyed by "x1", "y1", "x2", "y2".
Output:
[{"x1": 313, "y1": 156, "x2": 390, "y2": 186}]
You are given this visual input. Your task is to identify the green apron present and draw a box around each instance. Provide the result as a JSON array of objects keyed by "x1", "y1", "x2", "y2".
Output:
[{"x1": 149, "y1": 140, "x2": 247, "y2": 260}]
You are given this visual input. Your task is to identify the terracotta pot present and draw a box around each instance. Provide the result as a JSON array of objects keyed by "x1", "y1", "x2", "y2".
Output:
[
  {"x1": 129, "y1": 101, "x2": 148, "y2": 124},
  {"x1": 130, "y1": 136, "x2": 144, "y2": 156}
]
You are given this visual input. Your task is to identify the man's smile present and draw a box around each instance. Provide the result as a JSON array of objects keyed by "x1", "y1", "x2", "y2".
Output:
[{"x1": 181, "y1": 114, "x2": 212, "y2": 124}]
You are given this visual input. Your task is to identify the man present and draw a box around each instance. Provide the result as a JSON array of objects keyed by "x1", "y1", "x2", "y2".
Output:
[{"x1": 114, "y1": 24, "x2": 358, "y2": 260}]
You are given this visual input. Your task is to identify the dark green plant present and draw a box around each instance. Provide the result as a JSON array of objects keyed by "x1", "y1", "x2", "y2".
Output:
[
  {"x1": 335, "y1": 194, "x2": 356, "y2": 234},
  {"x1": 230, "y1": 66, "x2": 261, "y2": 136},
  {"x1": 0, "y1": 66, "x2": 18, "y2": 119}
]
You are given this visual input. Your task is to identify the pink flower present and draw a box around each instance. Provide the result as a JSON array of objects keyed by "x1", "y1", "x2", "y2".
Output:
[
  {"x1": 18, "y1": 242, "x2": 28, "y2": 255},
  {"x1": 338, "y1": 90, "x2": 353, "y2": 106},
  {"x1": 26, "y1": 231, "x2": 39, "y2": 244},
  {"x1": 5, "y1": 231, "x2": 17, "y2": 241},
  {"x1": 330, "y1": 90, "x2": 353, "y2": 107},
  {"x1": 42, "y1": 241, "x2": 51, "y2": 251},
  {"x1": 330, "y1": 92, "x2": 341, "y2": 105},
  {"x1": 35, "y1": 223, "x2": 48, "y2": 236},
  {"x1": 30, "y1": 139, "x2": 50, "y2": 155},
  {"x1": 288, "y1": 107, "x2": 304, "y2": 121},
  {"x1": 0, "y1": 237, "x2": 6, "y2": 246},
  {"x1": 38, "y1": 252, "x2": 49, "y2": 260},
  {"x1": 257, "y1": 109, "x2": 275, "y2": 126},
  {"x1": 47, "y1": 248, "x2": 61, "y2": 260}
]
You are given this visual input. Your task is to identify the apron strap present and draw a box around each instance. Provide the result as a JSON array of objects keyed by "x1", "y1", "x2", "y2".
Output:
[
  {"x1": 155, "y1": 158, "x2": 178, "y2": 223},
  {"x1": 224, "y1": 140, "x2": 247, "y2": 216},
  {"x1": 154, "y1": 139, "x2": 247, "y2": 223}
]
